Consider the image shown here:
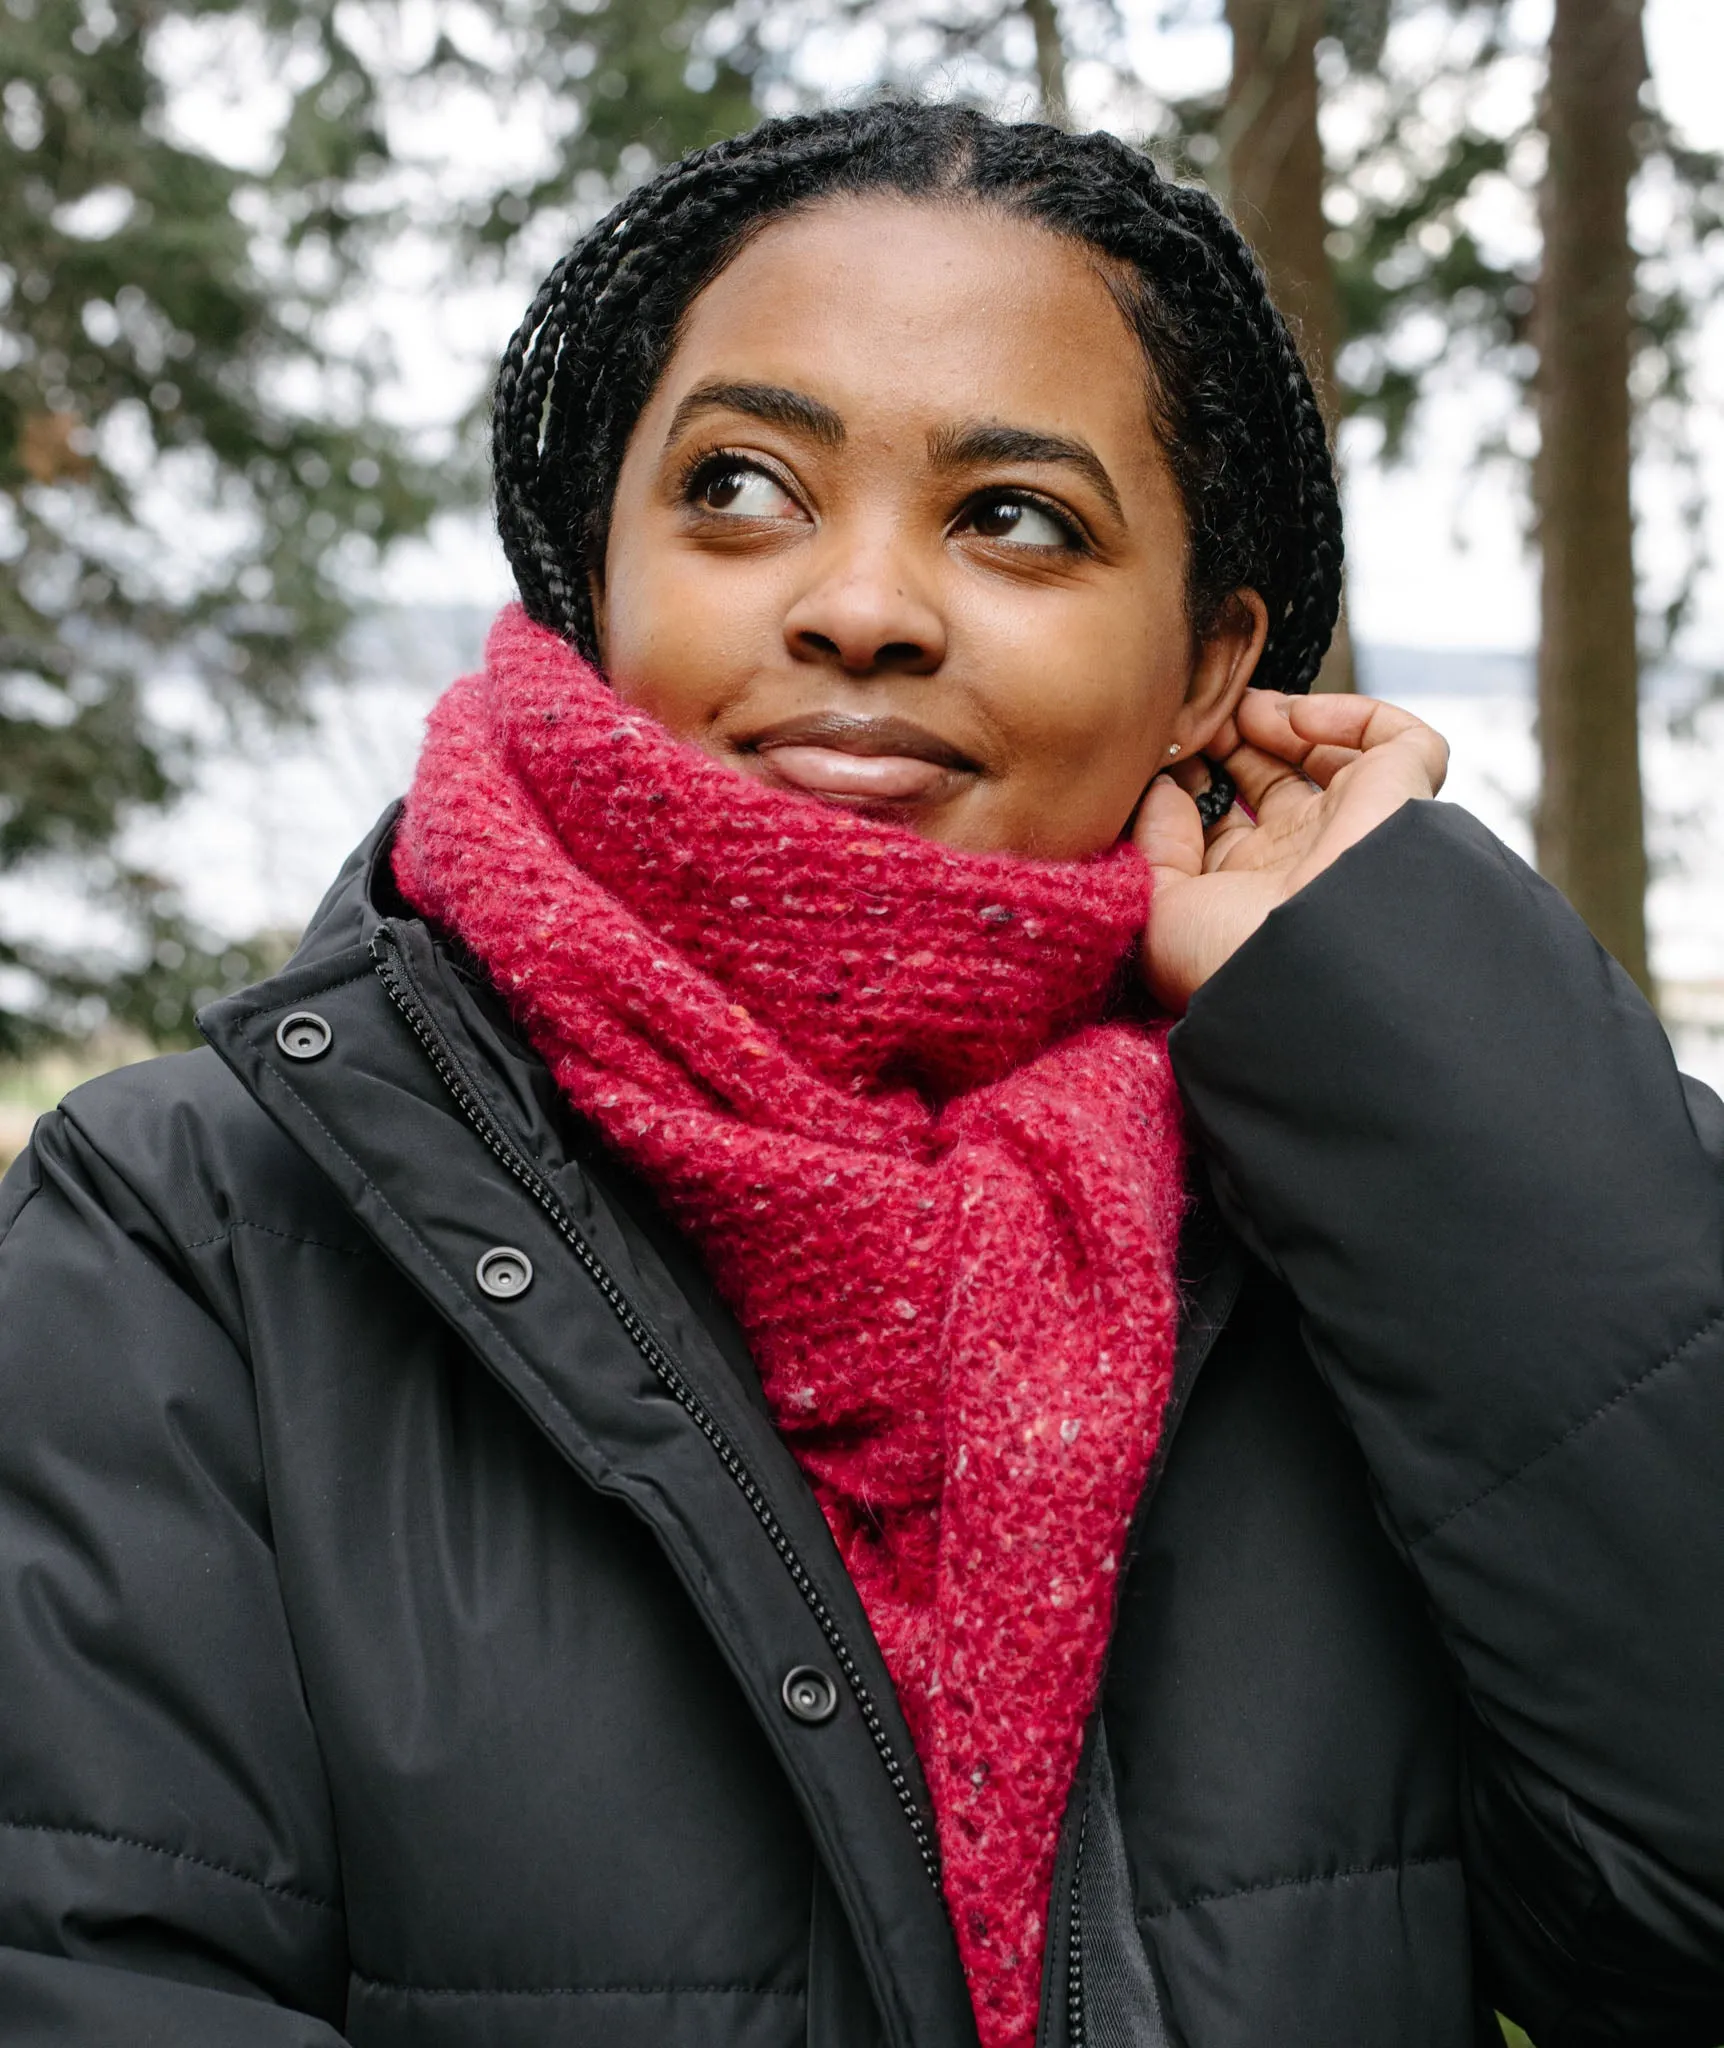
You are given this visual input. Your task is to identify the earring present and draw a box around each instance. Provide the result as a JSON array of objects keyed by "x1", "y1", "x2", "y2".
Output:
[{"x1": 1167, "y1": 743, "x2": 1181, "y2": 757}]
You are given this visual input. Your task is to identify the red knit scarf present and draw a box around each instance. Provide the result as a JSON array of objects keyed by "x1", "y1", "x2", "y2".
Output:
[{"x1": 395, "y1": 607, "x2": 1187, "y2": 2048}]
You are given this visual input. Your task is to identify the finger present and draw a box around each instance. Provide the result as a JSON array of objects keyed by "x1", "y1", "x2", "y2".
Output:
[
  {"x1": 1242, "y1": 688, "x2": 1446, "y2": 762},
  {"x1": 1200, "y1": 801, "x2": 1258, "y2": 869},
  {"x1": 1300, "y1": 696, "x2": 1449, "y2": 796},
  {"x1": 1406, "y1": 719, "x2": 1450, "y2": 796},
  {"x1": 1297, "y1": 741, "x2": 1364, "y2": 789},
  {"x1": 1300, "y1": 718, "x2": 1447, "y2": 796},
  {"x1": 1237, "y1": 691, "x2": 1449, "y2": 796},
  {"x1": 1229, "y1": 690, "x2": 1305, "y2": 765},
  {"x1": 1211, "y1": 737, "x2": 1315, "y2": 815},
  {"x1": 1132, "y1": 772, "x2": 1204, "y2": 879},
  {"x1": 1301, "y1": 694, "x2": 1440, "y2": 756}
]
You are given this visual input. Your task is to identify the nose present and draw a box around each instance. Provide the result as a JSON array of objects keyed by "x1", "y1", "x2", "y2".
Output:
[{"x1": 781, "y1": 531, "x2": 946, "y2": 677}]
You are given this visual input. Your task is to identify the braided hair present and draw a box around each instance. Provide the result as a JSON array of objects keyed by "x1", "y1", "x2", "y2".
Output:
[{"x1": 493, "y1": 103, "x2": 1342, "y2": 695}]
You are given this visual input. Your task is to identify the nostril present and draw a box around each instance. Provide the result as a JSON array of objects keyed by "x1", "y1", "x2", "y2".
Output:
[{"x1": 791, "y1": 629, "x2": 937, "y2": 674}]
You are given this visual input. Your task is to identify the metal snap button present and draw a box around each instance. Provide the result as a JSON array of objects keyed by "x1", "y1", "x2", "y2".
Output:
[
  {"x1": 781, "y1": 1665, "x2": 839, "y2": 1725},
  {"x1": 275, "y1": 1011, "x2": 333, "y2": 1061},
  {"x1": 475, "y1": 1246, "x2": 533, "y2": 1301}
]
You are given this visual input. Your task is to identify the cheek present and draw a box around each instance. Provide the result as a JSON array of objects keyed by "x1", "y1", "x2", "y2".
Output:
[
  {"x1": 600, "y1": 529, "x2": 768, "y2": 739},
  {"x1": 964, "y1": 588, "x2": 1188, "y2": 771},
  {"x1": 958, "y1": 591, "x2": 1191, "y2": 857}
]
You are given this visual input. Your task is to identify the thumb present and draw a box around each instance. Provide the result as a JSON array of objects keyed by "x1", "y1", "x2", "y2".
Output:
[{"x1": 1132, "y1": 772, "x2": 1204, "y2": 881}]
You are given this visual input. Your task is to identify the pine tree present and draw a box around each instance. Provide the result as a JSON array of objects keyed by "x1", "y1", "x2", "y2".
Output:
[
  {"x1": 426, "y1": 0, "x2": 759, "y2": 252},
  {"x1": 1, "y1": 0, "x2": 757, "y2": 1052},
  {"x1": 1218, "y1": 0, "x2": 1358, "y2": 690},
  {"x1": 1532, "y1": 0, "x2": 1649, "y2": 992},
  {"x1": 0, "y1": 0, "x2": 437, "y2": 1048}
]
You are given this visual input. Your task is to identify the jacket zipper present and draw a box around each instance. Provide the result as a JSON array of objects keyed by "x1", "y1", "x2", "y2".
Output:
[
  {"x1": 1065, "y1": 1804, "x2": 1090, "y2": 2048},
  {"x1": 369, "y1": 927, "x2": 942, "y2": 1892}
]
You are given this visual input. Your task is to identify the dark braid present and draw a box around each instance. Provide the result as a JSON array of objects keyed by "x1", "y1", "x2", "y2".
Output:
[{"x1": 493, "y1": 103, "x2": 1342, "y2": 694}]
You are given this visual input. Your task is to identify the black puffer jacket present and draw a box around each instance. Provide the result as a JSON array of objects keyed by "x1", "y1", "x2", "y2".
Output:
[{"x1": 1, "y1": 801, "x2": 1722, "y2": 2048}]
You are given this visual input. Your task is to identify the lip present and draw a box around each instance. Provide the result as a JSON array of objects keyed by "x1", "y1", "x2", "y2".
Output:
[{"x1": 743, "y1": 712, "x2": 980, "y2": 805}]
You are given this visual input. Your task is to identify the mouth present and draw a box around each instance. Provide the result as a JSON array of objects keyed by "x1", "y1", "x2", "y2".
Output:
[{"x1": 741, "y1": 711, "x2": 981, "y2": 805}]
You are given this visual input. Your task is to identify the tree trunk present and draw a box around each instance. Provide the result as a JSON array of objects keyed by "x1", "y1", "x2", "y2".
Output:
[
  {"x1": 1023, "y1": 0, "x2": 1068, "y2": 126},
  {"x1": 1221, "y1": 0, "x2": 1355, "y2": 692},
  {"x1": 1533, "y1": 0, "x2": 1650, "y2": 994}
]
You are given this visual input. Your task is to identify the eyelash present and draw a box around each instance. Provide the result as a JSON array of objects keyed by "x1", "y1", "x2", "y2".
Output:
[
  {"x1": 676, "y1": 450, "x2": 1092, "y2": 555},
  {"x1": 678, "y1": 450, "x2": 793, "y2": 510},
  {"x1": 960, "y1": 487, "x2": 1090, "y2": 554}
]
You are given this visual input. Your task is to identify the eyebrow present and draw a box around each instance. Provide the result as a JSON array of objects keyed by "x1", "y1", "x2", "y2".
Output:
[
  {"x1": 663, "y1": 383, "x2": 1124, "y2": 522},
  {"x1": 665, "y1": 379, "x2": 846, "y2": 448},
  {"x1": 927, "y1": 420, "x2": 1124, "y2": 522}
]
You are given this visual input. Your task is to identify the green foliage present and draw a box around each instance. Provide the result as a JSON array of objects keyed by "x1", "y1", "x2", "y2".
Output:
[
  {"x1": 13, "y1": 0, "x2": 1713, "y2": 1051},
  {"x1": 1320, "y1": 11, "x2": 1724, "y2": 658},
  {"x1": 0, "y1": 0, "x2": 436, "y2": 756},
  {"x1": 1327, "y1": 0, "x2": 1391, "y2": 73},
  {"x1": 507, "y1": 0, "x2": 758, "y2": 209},
  {"x1": 1626, "y1": 114, "x2": 1724, "y2": 654},
  {"x1": 1326, "y1": 100, "x2": 1529, "y2": 459},
  {"x1": 0, "y1": 873, "x2": 291, "y2": 1058},
  {"x1": 1161, "y1": 0, "x2": 1723, "y2": 558},
  {"x1": 0, "y1": 0, "x2": 767, "y2": 1049},
  {"x1": 1153, "y1": 4, "x2": 1537, "y2": 459},
  {"x1": 0, "y1": 0, "x2": 439, "y2": 1040},
  {"x1": 419, "y1": 0, "x2": 760, "y2": 255}
]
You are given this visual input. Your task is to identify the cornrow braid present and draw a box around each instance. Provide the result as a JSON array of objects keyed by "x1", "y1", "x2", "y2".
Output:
[{"x1": 493, "y1": 102, "x2": 1342, "y2": 695}]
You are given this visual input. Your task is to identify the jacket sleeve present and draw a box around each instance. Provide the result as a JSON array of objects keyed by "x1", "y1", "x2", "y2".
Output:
[
  {"x1": 0, "y1": 1103, "x2": 349, "y2": 2040},
  {"x1": 1168, "y1": 801, "x2": 1724, "y2": 2048}
]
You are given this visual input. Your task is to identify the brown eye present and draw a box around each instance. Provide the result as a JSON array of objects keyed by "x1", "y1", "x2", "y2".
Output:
[
  {"x1": 687, "y1": 459, "x2": 798, "y2": 519},
  {"x1": 963, "y1": 492, "x2": 1082, "y2": 549}
]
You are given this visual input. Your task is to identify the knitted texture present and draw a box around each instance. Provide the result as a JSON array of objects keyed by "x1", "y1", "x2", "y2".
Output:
[{"x1": 395, "y1": 606, "x2": 1188, "y2": 2048}]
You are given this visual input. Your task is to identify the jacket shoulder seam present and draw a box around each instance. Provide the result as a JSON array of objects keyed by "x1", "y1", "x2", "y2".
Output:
[
  {"x1": 0, "y1": 1816, "x2": 340, "y2": 1915},
  {"x1": 54, "y1": 1094, "x2": 220, "y2": 1253},
  {"x1": 349, "y1": 1970, "x2": 801, "y2": 1999},
  {"x1": 1138, "y1": 1850, "x2": 1458, "y2": 1921},
  {"x1": 0, "y1": 1162, "x2": 42, "y2": 1257},
  {"x1": 180, "y1": 1218, "x2": 370, "y2": 1258},
  {"x1": 1413, "y1": 1303, "x2": 1724, "y2": 1549}
]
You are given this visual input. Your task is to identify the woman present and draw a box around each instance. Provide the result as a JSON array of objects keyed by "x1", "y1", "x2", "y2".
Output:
[{"x1": 0, "y1": 104, "x2": 1720, "y2": 2048}]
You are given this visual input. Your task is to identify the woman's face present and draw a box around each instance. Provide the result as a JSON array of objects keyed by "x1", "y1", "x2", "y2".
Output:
[{"x1": 595, "y1": 197, "x2": 1266, "y2": 859}]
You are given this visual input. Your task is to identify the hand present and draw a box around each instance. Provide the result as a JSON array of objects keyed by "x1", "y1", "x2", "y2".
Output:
[{"x1": 1135, "y1": 690, "x2": 1450, "y2": 1013}]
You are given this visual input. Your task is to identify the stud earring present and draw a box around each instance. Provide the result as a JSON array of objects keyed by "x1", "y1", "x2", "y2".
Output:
[{"x1": 1167, "y1": 742, "x2": 1181, "y2": 757}]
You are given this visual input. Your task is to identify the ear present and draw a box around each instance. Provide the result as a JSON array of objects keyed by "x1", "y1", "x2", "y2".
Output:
[{"x1": 1168, "y1": 589, "x2": 1268, "y2": 756}]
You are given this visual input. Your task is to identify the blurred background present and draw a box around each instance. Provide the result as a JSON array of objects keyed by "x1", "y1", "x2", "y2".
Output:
[{"x1": 4, "y1": 0, "x2": 1723, "y2": 1172}]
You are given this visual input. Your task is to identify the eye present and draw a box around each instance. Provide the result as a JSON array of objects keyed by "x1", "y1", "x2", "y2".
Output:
[
  {"x1": 685, "y1": 456, "x2": 800, "y2": 521},
  {"x1": 960, "y1": 490, "x2": 1084, "y2": 551}
]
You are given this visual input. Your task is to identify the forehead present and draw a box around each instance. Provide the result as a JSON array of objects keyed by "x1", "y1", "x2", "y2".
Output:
[{"x1": 650, "y1": 196, "x2": 1159, "y2": 465}]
